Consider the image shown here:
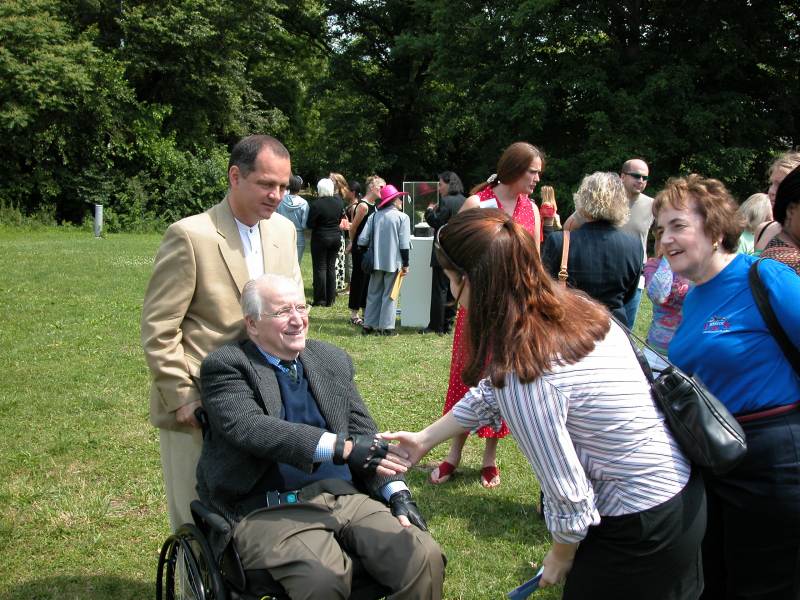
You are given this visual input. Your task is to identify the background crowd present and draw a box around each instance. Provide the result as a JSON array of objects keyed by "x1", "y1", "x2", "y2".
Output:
[
  {"x1": 276, "y1": 145, "x2": 800, "y2": 598},
  {"x1": 141, "y1": 133, "x2": 800, "y2": 599}
]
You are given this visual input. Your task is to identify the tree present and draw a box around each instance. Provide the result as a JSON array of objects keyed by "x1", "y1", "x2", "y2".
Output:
[{"x1": 0, "y1": 0, "x2": 137, "y2": 220}]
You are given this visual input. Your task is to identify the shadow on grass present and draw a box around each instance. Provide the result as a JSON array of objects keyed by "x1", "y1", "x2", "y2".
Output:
[
  {"x1": 0, "y1": 575, "x2": 152, "y2": 600},
  {"x1": 407, "y1": 464, "x2": 547, "y2": 535}
]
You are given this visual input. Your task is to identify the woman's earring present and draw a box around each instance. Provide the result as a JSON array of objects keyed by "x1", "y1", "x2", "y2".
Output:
[{"x1": 712, "y1": 241, "x2": 719, "y2": 251}]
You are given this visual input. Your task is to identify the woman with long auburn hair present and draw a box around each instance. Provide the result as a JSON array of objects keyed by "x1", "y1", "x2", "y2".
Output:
[
  {"x1": 432, "y1": 141, "x2": 543, "y2": 489},
  {"x1": 383, "y1": 209, "x2": 705, "y2": 598}
]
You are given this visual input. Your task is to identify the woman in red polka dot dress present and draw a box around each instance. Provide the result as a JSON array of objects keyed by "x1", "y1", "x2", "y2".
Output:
[{"x1": 431, "y1": 142, "x2": 543, "y2": 488}]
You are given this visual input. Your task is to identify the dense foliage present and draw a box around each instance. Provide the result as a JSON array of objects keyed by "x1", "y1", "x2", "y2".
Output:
[{"x1": 1, "y1": 0, "x2": 797, "y2": 228}]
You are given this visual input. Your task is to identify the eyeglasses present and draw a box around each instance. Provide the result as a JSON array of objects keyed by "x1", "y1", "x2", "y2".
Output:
[
  {"x1": 624, "y1": 172, "x2": 649, "y2": 181},
  {"x1": 261, "y1": 304, "x2": 310, "y2": 320}
]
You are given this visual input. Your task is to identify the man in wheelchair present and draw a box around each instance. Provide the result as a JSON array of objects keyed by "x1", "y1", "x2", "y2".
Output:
[{"x1": 195, "y1": 273, "x2": 445, "y2": 599}]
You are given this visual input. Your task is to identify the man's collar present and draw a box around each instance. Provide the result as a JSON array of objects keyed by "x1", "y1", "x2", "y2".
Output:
[{"x1": 254, "y1": 344, "x2": 299, "y2": 369}]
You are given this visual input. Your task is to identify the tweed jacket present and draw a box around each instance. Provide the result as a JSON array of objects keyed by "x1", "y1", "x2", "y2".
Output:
[
  {"x1": 195, "y1": 339, "x2": 404, "y2": 522},
  {"x1": 141, "y1": 199, "x2": 303, "y2": 431}
]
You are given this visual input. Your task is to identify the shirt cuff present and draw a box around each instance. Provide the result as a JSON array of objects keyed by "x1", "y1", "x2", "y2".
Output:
[
  {"x1": 313, "y1": 432, "x2": 338, "y2": 462},
  {"x1": 544, "y1": 494, "x2": 601, "y2": 544},
  {"x1": 380, "y1": 480, "x2": 409, "y2": 502},
  {"x1": 451, "y1": 378, "x2": 503, "y2": 432}
]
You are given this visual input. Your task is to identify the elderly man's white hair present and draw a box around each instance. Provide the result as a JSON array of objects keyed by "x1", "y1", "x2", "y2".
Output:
[{"x1": 241, "y1": 274, "x2": 299, "y2": 320}]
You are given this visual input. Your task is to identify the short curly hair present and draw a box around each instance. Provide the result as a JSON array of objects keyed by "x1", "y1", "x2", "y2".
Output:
[
  {"x1": 574, "y1": 172, "x2": 629, "y2": 227},
  {"x1": 653, "y1": 174, "x2": 743, "y2": 253}
]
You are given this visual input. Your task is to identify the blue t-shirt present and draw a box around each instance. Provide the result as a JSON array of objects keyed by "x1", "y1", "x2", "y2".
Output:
[{"x1": 669, "y1": 254, "x2": 800, "y2": 415}]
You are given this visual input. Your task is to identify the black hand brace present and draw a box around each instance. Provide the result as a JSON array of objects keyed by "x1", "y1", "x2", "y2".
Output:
[{"x1": 389, "y1": 490, "x2": 428, "y2": 531}]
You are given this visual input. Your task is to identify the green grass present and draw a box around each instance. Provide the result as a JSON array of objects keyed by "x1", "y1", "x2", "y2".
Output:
[{"x1": 0, "y1": 227, "x2": 652, "y2": 599}]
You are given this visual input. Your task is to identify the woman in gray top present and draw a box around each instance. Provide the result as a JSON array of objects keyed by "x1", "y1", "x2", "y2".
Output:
[{"x1": 357, "y1": 184, "x2": 411, "y2": 335}]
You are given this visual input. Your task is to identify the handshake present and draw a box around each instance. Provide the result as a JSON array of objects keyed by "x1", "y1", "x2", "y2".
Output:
[
  {"x1": 332, "y1": 431, "x2": 434, "y2": 531},
  {"x1": 332, "y1": 431, "x2": 429, "y2": 478}
]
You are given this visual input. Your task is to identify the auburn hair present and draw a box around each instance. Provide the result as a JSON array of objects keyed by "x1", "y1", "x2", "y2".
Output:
[
  {"x1": 470, "y1": 142, "x2": 546, "y2": 195},
  {"x1": 436, "y1": 209, "x2": 610, "y2": 387},
  {"x1": 653, "y1": 174, "x2": 743, "y2": 253}
]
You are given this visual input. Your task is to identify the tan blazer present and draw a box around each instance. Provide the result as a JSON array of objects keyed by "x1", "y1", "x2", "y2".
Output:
[{"x1": 141, "y1": 199, "x2": 303, "y2": 431}]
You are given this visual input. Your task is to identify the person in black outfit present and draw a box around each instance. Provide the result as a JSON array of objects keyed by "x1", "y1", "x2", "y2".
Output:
[
  {"x1": 421, "y1": 171, "x2": 466, "y2": 334},
  {"x1": 541, "y1": 172, "x2": 642, "y2": 325},
  {"x1": 307, "y1": 178, "x2": 345, "y2": 306},
  {"x1": 346, "y1": 176, "x2": 384, "y2": 325}
]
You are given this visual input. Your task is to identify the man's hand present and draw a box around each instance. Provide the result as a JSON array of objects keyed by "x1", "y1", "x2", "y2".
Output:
[
  {"x1": 400, "y1": 266, "x2": 409, "y2": 275},
  {"x1": 335, "y1": 434, "x2": 410, "y2": 476},
  {"x1": 175, "y1": 400, "x2": 202, "y2": 428},
  {"x1": 539, "y1": 543, "x2": 577, "y2": 588},
  {"x1": 389, "y1": 490, "x2": 428, "y2": 531}
]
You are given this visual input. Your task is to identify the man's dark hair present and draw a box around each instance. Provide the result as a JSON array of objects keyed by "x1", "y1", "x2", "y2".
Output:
[
  {"x1": 229, "y1": 135, "x2": 290, "y2": 177},
  {"x1": 288, "y1": 175, "x2": 303, "y2": 194},
  {"x1": 438, "y1": 171, "x2": 464, "y2": 195}
]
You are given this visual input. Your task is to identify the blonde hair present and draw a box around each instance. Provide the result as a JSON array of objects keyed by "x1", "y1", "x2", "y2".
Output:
[
  {"x1": 574, "y1": 172, "x2": 629, "y2": 227},
  {"x1": 365, "y1": 175, "x2": 385, "y2": 198},
  {"x1": 737, "y1": 193, "x2": 772, "y2": 233},
  {"x1": 769, "y1": 151, "x2": 800, "y2": 178},
  {"x1": 330, "y1": 172, "x2": 350, "y2": 197},
  {"x1": 540, "y1": 185, "x2": 556, "y2": 209}
]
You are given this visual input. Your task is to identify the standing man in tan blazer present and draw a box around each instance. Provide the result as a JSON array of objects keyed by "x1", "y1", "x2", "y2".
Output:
[{"x1": 141, "y1": 134, "x2": 303, "y2": 529}]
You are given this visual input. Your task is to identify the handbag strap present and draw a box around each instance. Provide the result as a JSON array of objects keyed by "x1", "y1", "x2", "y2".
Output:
[
  {"x1": 748, "y1": 259, "x2": 800, "y2": 374},
  {"x1": 558, "y1": 230, "x2": 570, "y2": 287}
]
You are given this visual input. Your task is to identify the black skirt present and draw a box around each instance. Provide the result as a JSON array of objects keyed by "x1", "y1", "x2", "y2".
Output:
[{"x1": 563, "y1": 469, "x2": 706, "y2": 600}]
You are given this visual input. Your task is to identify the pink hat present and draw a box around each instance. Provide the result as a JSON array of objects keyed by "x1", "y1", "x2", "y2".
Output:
[{"x1": 378, "y1": 184, "x2": 409, "y2": 208}]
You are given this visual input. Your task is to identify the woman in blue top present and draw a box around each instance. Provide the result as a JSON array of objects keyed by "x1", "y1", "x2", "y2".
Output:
[{"x1": 654, "y1": 174, "x2": 800, "y2": 600}]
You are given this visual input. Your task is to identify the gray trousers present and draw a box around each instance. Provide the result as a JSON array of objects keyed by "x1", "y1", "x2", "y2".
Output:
[
  {"x1": 364, "y1": 270, "x2": 399, "y2": 330},
  {"x1": 233, "y1": 485, "x2": 444, "y2": 600}
]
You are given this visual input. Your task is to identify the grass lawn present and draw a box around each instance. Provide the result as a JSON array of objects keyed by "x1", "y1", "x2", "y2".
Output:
[{"x1": 0, "y1": 227, "x2": 652, "y2": 599}]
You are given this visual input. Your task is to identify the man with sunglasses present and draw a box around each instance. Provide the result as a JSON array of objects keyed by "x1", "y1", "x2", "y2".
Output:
[
  {"x1": 195, "y1": 274, "x2": 444, "y2": 599},
  {"x1": 564, "y1": 158, "x2": 653, "y2": 328}
]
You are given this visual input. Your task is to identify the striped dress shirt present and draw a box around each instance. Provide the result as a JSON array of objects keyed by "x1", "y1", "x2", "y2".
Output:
[{"x1": 452, "y1": 322, "x2": 690, "y2": 543}]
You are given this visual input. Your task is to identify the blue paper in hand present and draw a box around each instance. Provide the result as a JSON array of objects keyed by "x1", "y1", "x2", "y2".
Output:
[{"x1": 507, "y1": 566, "x2": 545, "y2": 600}]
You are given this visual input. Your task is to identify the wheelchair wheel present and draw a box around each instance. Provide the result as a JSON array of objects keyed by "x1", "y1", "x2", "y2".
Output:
[{"x1": 156, "y1": 523, "x2": 228, "y2": 600}]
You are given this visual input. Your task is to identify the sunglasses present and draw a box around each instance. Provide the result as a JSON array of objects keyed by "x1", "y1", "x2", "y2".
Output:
[{"x1": 624, "y1": 172, "x2": 649, "y2": 181}]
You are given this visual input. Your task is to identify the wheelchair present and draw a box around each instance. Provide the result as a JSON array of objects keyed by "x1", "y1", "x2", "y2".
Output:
[{"x1": 156, "y1": 498, "x2": 391, "y2": 600}]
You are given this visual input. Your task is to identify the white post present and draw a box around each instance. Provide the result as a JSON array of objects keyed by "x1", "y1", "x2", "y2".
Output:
[{"x1": 93, "y1": 204, "x2": 103, "y2": 238}]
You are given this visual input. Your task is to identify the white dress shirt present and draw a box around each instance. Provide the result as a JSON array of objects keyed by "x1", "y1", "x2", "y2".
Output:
[{"x1": 235, "y1": 218, "x2": 264, "y2": 279}]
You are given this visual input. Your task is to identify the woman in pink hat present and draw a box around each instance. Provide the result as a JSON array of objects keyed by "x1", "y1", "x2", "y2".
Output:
[
  {"x1": 356, "y1": 183, "x2": 411, "y2": 335},
  {"x1": 432, "y1": 141, "x2": 543, "y2": 489}
]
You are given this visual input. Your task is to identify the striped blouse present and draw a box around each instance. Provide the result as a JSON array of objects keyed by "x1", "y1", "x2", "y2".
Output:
[{"x1": 451, "y1": 322, "x2": 690, "y2": 543}]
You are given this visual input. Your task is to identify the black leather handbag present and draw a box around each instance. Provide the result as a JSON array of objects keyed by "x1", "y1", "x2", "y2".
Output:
[
  {"x1": 361, "y1": 243, "x2": 374, "y2": 274},
  {"x1": 618, "y1": 320, "x2": 748, "y2": 475},
  {"x1": 360, "y1": 214, "x2": 375, "y2": 274}
]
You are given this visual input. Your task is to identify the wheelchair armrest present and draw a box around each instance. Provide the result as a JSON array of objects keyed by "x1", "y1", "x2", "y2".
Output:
[{"x1": 190, "y1": 500, "x2": 232, "y2": 536}]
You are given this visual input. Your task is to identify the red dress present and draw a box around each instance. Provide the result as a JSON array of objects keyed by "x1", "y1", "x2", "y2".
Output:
[{"x1": 443, "y1": 187, "x2": 541, "y2": 438}]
